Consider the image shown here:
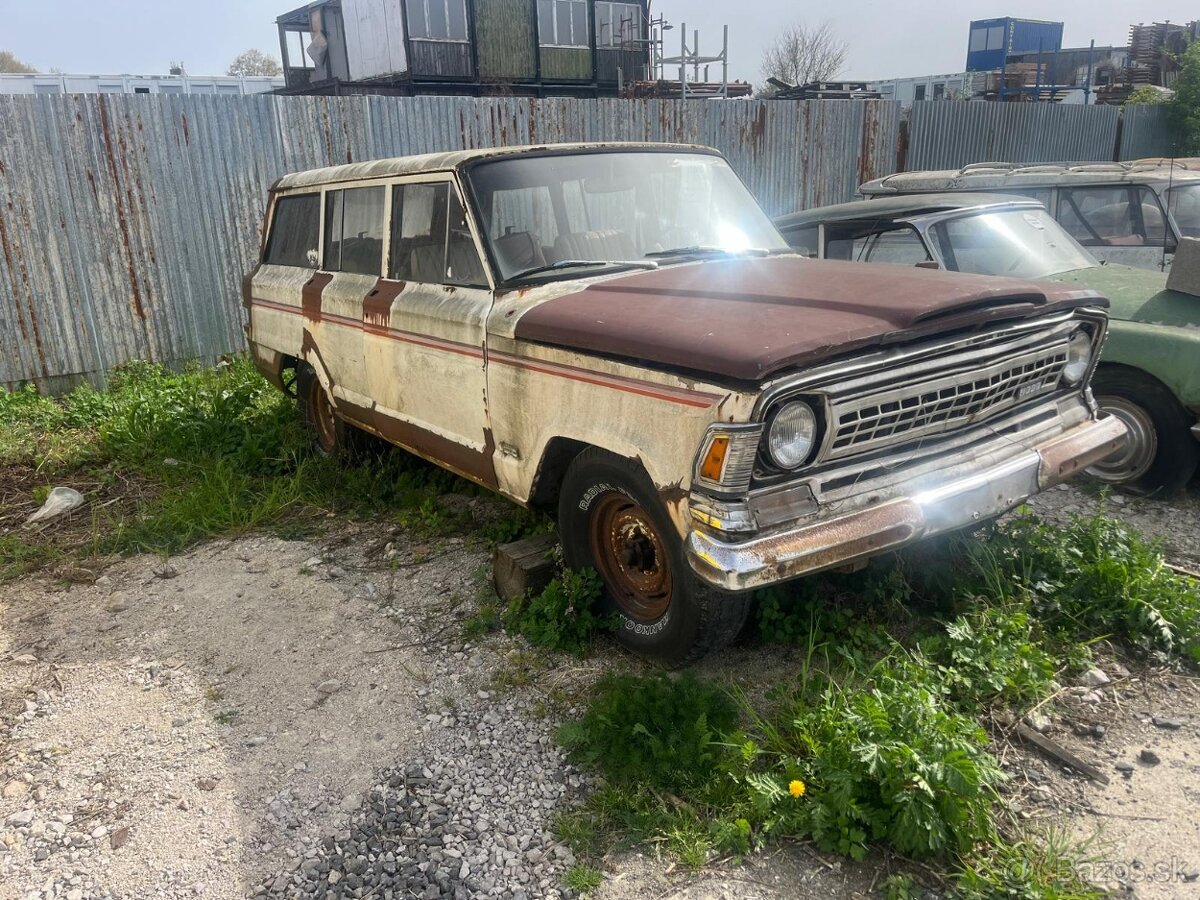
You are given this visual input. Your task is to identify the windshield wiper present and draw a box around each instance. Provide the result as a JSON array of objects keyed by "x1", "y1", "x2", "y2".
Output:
[
  {"x1": 645, "y1": 245, "x2": 776, "y2": 260},
  {"x1": 509, "y1": 258, "x2": 659, "y2": 282}
]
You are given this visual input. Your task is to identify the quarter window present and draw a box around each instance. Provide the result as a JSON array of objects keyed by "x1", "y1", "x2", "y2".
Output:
[
  {"x1": 406, "y1": 0, "x2": 470, "y2": 41},
  {"x1": 595, "y1": 2, "x2": 642, "y2": 48},
  {"x1": 1058, "y1": 186, "x2": 1169, "y2": 248},
  {"x1": 390, "y1": 182, "x2": 487, "y2": 288},
  {"x1": 265, "y1": 194, "x2": 321, "y2": 269},
  {"x1": 539, "y1": 0, "x2": 590, "y2": 47},
  {"x1": 323, "y1": 186, "x2": 386, "y2": 276}
]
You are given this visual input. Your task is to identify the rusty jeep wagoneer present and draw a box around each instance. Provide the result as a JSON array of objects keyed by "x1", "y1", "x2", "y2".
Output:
[{"x1": 245, "y1": 143, "x2": 1126, "y2": 666}]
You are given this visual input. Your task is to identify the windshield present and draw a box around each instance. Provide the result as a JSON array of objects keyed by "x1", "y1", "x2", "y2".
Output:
[
  {"x1": 1168, "y1": 184, "x2": 1200, "y2": 238},
  {"x1": 467, "y1": 151, "x2": 789, "y2": 282},
  {"x1": 929, "y1": 208, "x2": 1098, "y2": 279}
]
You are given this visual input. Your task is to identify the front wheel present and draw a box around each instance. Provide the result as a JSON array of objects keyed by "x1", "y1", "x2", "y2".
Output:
[
  {"x1": 1087, "y1": 368, "x2": 1199, "y2": 495},
  {"x1": 557, "y1": 447, "x2": 750, "y2": 668}
]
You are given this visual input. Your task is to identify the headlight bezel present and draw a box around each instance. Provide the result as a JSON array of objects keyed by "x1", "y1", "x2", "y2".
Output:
[
  {"x1": 765, "y1": 399, "x2": 821, "y2": 471},
  {"x1": 1062, "y1": 330, "x2": 1094, "y2": 386}
]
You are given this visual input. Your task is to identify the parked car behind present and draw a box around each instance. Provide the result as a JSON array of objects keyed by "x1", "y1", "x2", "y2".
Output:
[
  {"x1": 777, "y1": 193, "x2": 1200, "y2": 493},
  {"x1": 245, "y1": 143, "x2": 1124, "y2": 666},
  {"x1": 858, "y1": 161, "x2": 1200, "y2": 271}
]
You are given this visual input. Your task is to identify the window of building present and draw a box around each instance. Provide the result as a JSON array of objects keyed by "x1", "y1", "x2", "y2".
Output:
[
  {"x1": 1058, "y1": 186, "x2": 1169, "y2": 248},
  {"x1": 324, "y1": 186, "x2": 386, "y2": 276},
  {"x1": 539, "y1": 0, "x2": 590, "y2": 47},
  {"x1": 390, "y1": 182, "x2": 487, "y2": 287},
  {"x1": 265, "y1": 194, "x2": 322, "y2": 269},
  {"x1": 406, "y1": 0, "x2": 470, "y2": 42},
  {"x1": 969, "y1": 27, "x2": 987, "y2": 52},
  {"x1": 933, "y1": 83, "x2": 945, "y2": 99},
  {"x1": 914, "y1": 84, "x2": 926, "y2": 102},
  {"x1": 595, "y1": 2, "x2": 642, "y2": 48},
  {"x1": 987, "y1": 25, "x2": 1006, "y2": 50}
]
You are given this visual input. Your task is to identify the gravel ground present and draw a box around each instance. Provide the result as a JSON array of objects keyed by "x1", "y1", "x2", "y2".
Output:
[{"x1": 2, "y1": 483, "x2": 1199, "y2": 900}]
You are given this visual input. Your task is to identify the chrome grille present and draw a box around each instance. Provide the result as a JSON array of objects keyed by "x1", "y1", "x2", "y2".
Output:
[{"x1": 820, "y1": 328, "x2": 1074, "y2": 462}]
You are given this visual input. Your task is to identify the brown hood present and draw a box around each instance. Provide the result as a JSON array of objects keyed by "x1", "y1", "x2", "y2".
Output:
[{"x1": 513, "y1": 257, "x2": 1106, "y2": 382}]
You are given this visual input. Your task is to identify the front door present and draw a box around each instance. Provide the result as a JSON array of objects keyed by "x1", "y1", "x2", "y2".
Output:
[{"x1": 362, "y1": 177, "x2": 497, "y2": 488}]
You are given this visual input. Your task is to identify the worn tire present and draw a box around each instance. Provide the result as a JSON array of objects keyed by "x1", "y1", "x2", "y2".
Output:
[
  {"x1": 295, "y1": 364, "x2": 372, "y2": 460},
  {"x1": 1088, "y1": 367, "x2": 1199, "y2": 495},
  {"x1": 557, "y1": 447, "x2": 750, "y2": 668}
]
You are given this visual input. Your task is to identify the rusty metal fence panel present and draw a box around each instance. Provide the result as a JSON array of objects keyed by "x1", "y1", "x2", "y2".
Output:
[
  {"x1": 0, "y1": 94, "x2": 900, "y2": 392},
  {"x1": 1119, "y1": 104, "x2": 1175, "y2": 160},
  {"x1": 906, "y1": 102, "x2": 1121, "y2": 171}
]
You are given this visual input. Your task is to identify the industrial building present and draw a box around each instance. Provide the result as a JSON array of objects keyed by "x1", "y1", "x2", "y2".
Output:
[
  {"x1": 0, "y1": 73, "x2": 283, "y2": 96},
  {"x1": 274, "y1": 0, "x2": 652, "y2": 96}
]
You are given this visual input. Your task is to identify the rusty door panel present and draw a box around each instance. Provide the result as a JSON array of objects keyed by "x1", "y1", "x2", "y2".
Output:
[{"x1": 362, "y1": 278, "x2": 496, "y2": 486}]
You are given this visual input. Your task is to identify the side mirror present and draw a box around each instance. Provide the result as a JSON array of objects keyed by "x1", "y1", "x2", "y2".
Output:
[{"x1": 914, "y1": 260, "x2": 941, "y2": 270}]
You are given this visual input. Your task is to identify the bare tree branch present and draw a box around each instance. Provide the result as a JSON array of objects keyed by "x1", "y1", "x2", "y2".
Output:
[{"x1": 760, "y1": 22, "x2": 847, "y2": 91}]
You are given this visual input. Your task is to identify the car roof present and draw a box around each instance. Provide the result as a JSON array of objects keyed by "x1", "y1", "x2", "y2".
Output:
[
  {"x1": 775, "y1": 192, "x2": 1035, "y2": 230},
  {"x1": 860, "y1": 160, "x2": 1200, "y2": 195},
  {"x1": 272, "y1": 141, "x2": 718, "y2": 191}
]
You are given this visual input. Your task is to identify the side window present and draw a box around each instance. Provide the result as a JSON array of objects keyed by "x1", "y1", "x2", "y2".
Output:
[
  {"x1": 858, "y1": 228, "x2": 931, "y2": 266},
  {"x1": 323, "y1": 186, "x2": 386, "y2": 276},
  {"x1": 779, "y1": 224, "x2": 820, "y2": 258},
  {"x1": 264, "y1": 194, "x2": 320, "y2": 268},
  {"x1": 1058, "y1": 186, "x2": 1168, "y2": 248},
  {"x1": 390, "y1": 182, "x2": 487, "y2": 288}
]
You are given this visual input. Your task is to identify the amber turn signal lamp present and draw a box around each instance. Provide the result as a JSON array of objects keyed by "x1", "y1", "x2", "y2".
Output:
[{"x1": 700, "y1": 436, "x2": 731, "y2": 482}]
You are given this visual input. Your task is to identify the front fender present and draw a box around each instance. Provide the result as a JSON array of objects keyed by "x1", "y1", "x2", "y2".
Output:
[{"x1": 1103, "y1": 319, "x2": 1200, "y2": 413}]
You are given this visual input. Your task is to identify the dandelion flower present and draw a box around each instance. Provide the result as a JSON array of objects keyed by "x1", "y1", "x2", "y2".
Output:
[{"x1": 788, "y1": 779, "x2": 806, "y2": 798}]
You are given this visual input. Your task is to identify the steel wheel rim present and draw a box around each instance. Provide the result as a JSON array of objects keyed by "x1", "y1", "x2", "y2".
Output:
[
  {"x1": 307, "y1": 380, "x2": 337, "y2": 455},
  {"x1": 1088, "y1": 396, "x2": 1157, "y2": 483},
  {"x1": 588, "y1": 492, "x2": 673, "y2": 622}
]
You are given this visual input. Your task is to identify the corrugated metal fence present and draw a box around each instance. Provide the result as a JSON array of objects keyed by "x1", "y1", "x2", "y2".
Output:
[
  {"x1": 1119, "y1": 104, "x2": 1174, "y2": 160},
  {"x1": 906, "y1": 102, "x2": 1124, "y2": 170},
  {"x1": 0, "y1": 94, "x2": 900, "y2": 392}
]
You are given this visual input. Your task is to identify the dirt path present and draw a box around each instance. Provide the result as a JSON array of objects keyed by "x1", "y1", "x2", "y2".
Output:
[{"x1": 1, "y1": 484, "x2": 1199, "y2": 899}]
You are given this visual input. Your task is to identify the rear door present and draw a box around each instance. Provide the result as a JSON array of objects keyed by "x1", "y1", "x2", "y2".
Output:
[
  {"x1": 1056, "y1": 184, "x2": 1173, "y2": 270},
  {"x1": 362, "y1": 175, "x2": 497, "y2": 488},
  {"x1": 316, "y1": 183, "x2": 388, "y2": 407}
]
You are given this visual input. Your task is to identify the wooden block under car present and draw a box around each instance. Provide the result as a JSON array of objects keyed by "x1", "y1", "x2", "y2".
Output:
[{"x1": 493, "y1": 532, "x2": 559, "y2": 601}]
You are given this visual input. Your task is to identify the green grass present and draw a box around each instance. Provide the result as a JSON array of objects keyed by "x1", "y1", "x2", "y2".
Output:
[
  {"x1": 562, "y1": 865, "x2": 604, "y2": 894},
  {"x1": 0, "y1": 359, "x2": 543, "y2": 579},
  {"x1": 554, "y1": 507, "x2": 1200, "y2": 891}
]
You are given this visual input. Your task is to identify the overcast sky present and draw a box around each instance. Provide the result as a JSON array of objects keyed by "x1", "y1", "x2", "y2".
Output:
[{"x1": 2, "y1": 0, "x2": 1194, "y2": 82}]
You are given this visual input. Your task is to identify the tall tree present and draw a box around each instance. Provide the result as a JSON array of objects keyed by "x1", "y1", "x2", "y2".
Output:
[
  {"x1": 227, "y1": 49, "x2": 283, "y2": 78},
  {"x1": 1169, "y1": 41, "x2": 1200, "y2": 155},
  {"x1": 0, "y1": 51, "x2": 37, "y2": 74},
  {"x1": 760, "y1": 22, "x2": 847, "y2": 91}
]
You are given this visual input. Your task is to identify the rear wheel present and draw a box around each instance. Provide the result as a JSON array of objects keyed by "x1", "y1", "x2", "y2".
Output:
[
  {"x1": 557, "y1": 447, "x2": 750, "y2": 668},
  {"x1": 1088, "y1": 367, "x2": 1199, "y2": 495},
  {"x1": 296, "y1": 364, "x2": 371, "y2": 459}
]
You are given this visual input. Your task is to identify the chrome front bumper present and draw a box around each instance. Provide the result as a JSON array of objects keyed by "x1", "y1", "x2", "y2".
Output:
[{"x1": 686, "y1": 414, "x2": 1128, "y2": 593}]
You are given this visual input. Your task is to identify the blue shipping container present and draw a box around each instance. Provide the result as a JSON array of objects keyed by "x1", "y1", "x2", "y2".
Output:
[{"x1": 965, "y1": 17, "x2": 1063, "y2": 72}]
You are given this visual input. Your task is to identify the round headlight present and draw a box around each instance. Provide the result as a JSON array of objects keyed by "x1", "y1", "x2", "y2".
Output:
[
  {"x1": 1062, "y1": 331, "x2": 1093, "y2": 385},
  {"x1": 767, "y1": 401, "x2": 819, "y2": 469}
]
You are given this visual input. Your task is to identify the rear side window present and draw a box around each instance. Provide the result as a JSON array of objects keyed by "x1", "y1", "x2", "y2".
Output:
[
  {"x1": 264, "y1": 194, "x2": 320, "y2": 268},
  {"x1": 323, "y1": 186, "x2": 386, "y2": 276},
  {"x1": 1058, "y1": 186, "x2": 1168, "y2": 248}
]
